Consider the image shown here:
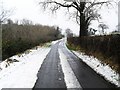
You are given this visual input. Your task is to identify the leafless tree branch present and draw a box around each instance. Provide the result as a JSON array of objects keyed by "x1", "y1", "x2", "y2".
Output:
[{"x1": 38, "y1": 0, "x2": 114, "y2": 36}]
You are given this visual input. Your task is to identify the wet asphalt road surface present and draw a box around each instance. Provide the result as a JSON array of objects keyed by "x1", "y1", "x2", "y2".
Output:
[
  {"x1": 33, "y1": 41, "x2": 66, "y2": 88},
  {"x1": 33, "y1": 40, "x2": 117, "y2": 89}
]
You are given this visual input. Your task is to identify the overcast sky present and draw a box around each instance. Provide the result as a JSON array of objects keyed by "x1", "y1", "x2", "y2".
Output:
[{"x1": 2, "y1": 0, "x2": 119, "y2": 35}]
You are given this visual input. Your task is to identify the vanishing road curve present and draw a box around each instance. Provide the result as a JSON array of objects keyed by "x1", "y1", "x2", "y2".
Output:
[{"x1": 33, "y1": 39, "x2": 116, "y2": 90}]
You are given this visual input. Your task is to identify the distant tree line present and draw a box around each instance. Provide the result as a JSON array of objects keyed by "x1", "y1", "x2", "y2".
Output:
[{"x1": 2, "y1": 19, "x2": 63, "y2": 60}]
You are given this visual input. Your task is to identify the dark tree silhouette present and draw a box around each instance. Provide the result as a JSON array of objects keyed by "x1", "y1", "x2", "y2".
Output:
[
  {"x1": 39, "y1": 0, "x2": 112, "y2": 37},
  {"x1": 0, "y1": 7, "x2": 12, "y2": 24},
  {"x1": 98, "y1": 23, "x2": 109, "y2": 35},
  {"x1": 65, "y1": 28, "x2": 73, "y2": 38}
]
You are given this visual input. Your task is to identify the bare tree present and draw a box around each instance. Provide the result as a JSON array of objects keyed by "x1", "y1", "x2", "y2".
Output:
[
  {"x1": 20, "y1": 19, "x2": 33, "y2": 25},
  {"x1": 0, "y1": 1, "x2": 13, "y2": 32},
  {"x1": 0, "y1": 1, "x2": 13, "y2": 61},
  {"x1": 88, "y1": 28, "x2": 97, "y2": 36},
  {"x1": 98, "y1": 23, "x2": 109, "y2": 35},
  {"x1": 65, "y1": 28, "x2": 73, "y2": 38},
  {"x1": 38, "y1": 0, "x2": 112, "y2": 37},
  {"x1": 0, "y1": 10, "x2": 11, "y2": 24},
  {"x1": 0, "y1": 1, "x2": 12, "y2": 24}
]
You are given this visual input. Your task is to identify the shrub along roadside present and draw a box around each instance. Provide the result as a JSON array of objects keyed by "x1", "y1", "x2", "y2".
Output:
[
  {"x1": 2, "y1": 21, "x2": 63, "y2": 60},
  {"x1": 67, "y1": 35, "x2": 120, "y2": 73}
]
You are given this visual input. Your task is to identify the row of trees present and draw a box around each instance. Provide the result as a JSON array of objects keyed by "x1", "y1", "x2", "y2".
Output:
[
  {"x1": 65, "y1": 23, "x2": 109, "y2": 37},
  {"x1": 2, "y1": 19, "x2": 63, "y2": 60}
]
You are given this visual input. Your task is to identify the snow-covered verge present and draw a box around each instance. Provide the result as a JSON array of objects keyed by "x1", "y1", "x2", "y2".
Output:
[
  {"x1": 72, "y1": 51, "x2": 120, "y2": 87},
  {"x1": 59, "y1": 49, "x2": 82, "y2": 89},
  {"x1": 0, "y1": 46, "x2": 51, "y2": 89},
  {"x1": 51, "y1": 39, "x2": 63, "y2": 45}
]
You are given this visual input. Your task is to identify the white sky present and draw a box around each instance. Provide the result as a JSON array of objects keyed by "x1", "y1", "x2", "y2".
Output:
[{"x1": 2, "y1": 0, "x2": 119, "y2": 35}]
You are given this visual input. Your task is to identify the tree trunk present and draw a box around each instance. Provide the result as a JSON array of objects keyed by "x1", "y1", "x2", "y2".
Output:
[{"x1": 79, "y1": 13, "x2": 88, "y2": 37}]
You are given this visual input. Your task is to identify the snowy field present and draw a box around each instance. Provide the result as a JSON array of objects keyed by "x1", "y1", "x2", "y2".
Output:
[
  {"x1": 0, "y1": 46, "x2": 51, "y2": 89},
  {"x1": 72, "y1": 51, "x2": 120, "y2": 87}
]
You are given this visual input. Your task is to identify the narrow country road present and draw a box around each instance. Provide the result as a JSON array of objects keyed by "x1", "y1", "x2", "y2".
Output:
[
  {"x1": 33, "y1": 39, "x2": 116, "y2": 89},
  {"x1": 33, "y1": 41, "x2": 66, "y2": 88}
]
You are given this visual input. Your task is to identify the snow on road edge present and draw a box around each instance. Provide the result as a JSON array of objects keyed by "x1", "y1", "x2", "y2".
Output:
[
  {"x1": 51, "y1": 39, "x2": 62, "y2": 45},
  {"x1": 59, "y1": 49, "x2": 82, "y2": 89},
  {"x1": 62, "y1": 38, "x2": 119, "y2": 87},
  {"x1": 0, "y1": 47, "x2": 51, "y2": 89},
  {"x1": 72, "y1": 51, "x2": 120, "y2": 87}
]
